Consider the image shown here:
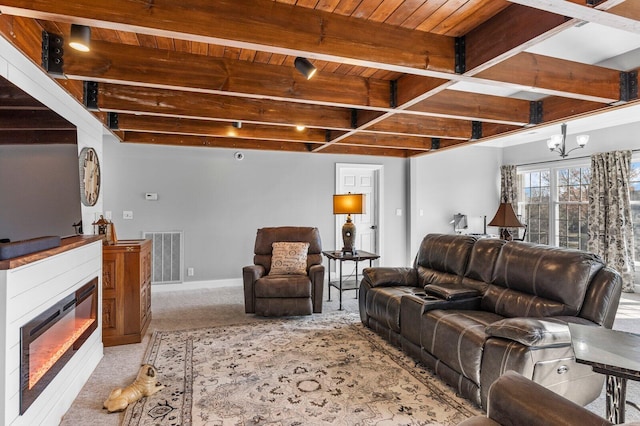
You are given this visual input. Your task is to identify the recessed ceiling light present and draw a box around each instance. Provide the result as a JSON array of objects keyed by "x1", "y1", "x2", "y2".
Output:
[{"x1": 295, "y1": 125, "x2": 306, "y2": 131}]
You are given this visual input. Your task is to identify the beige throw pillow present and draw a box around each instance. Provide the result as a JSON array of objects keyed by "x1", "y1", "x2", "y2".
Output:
[{"x1": 269, "y1": 242, "x2": 310, "y2": 275}]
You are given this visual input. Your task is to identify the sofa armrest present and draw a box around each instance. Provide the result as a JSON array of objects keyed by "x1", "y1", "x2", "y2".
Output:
[
  {"x1": 362, "y1": 267, "x2": 418, "y2": 287},
  {"x1": 309, "y1": 264, "x2": 325, "y2": 313},
  {"x1": 425, "y1": 282, "x2": 481, "y2": 301},
  {"x1": 485, "y1": 317, "x2": 573, "y2": 348},
  {"x1": 458, "y1": 371, "x2": 610, "y2": 426},
  {"x1": 242, "y1": 264, "x2": 266, "y2": 313},
  {"x1": 242, "y1": 264, "x2": 266, "y2": 283},
  {"x1": 309, "y1": 263, "x2": 324, "y2": 282}
]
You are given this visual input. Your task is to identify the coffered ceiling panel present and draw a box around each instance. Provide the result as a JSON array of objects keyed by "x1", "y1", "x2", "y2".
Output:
[{"x1": 0, "y1": 0, "x2": 638, "y2": 157}]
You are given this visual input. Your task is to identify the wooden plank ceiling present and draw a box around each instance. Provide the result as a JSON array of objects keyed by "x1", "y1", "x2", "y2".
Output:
[{"x1": 0, "y1": 0, "x2": 638, "y2": 157}]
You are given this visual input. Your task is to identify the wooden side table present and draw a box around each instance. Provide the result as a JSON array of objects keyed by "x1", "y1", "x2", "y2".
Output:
[{"x1": 322, "y1": 250, "x2": 379, "y2": 310}]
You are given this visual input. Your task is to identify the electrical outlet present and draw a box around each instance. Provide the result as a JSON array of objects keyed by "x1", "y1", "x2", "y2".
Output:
[
  {"x1": 123, "y1": 210, "x2": 133, "y2": 220},
  {"x1": 187, "y1": 267, "x2": 194, "y2": 276}
]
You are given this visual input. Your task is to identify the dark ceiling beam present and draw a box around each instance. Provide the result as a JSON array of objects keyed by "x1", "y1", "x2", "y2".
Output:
[
  {"x1": 0, "y1": 79, "x2": 48, "y2": 109},
  {"x1": 98, "y1": 83, "x2": 353, "y2": 130},
  {"x1": 0, "y1": 129, "x2": 77, "y2": 144},
  {"x1": 0, "y1": 0, "x2": 456, "y2": 75},
  {"x1": 123, "y1": 132, "x2": 321, "y2": 153},
  {"x1": 0, "y1": 16, "x2": 86, "y2": 105},
  {"x1": 0, "y1": 110, "x2": 75, "y2": 130},
  {"x1": 406, "y1": 90, "x2": 531, "y2": 125},
  {"x1": 541, "y1": 97, "x2": 613, "y2": 123},
  {"x1": 318, "y1": 143, "x2": 417, "y2": 158},
  {"x1": 473, "y1": 52, "x2": 621, "y2": 103},
  {"x1": 607, "y1": 1, "x2": 640, "y2": 22},
  {"x1": 464, "y1": 4, "x2": 568, "y2": 73},
  {"x1": 309, "y1": 2, "x2": 624, "y2": 153},
  {"x1": 116, "y1": 114, "x2": 329, "y2": 143},
  {"x1": 0, "y1": 8, "x2": 622, "y2": 134},
  {"x1": 64, "y1": 40, "x2": 392, "y2": 110},
  {"x1": 365, "y1": 115, "x2": 478, "y2": 139},
  {"x1": 0, "y1": 15, "x2": 42, "y2": 66},
  {"x1": 337, "y1": 133, "x2": 431, "y2": 150},
  {"x1": 506, "y1": 0, "x2": 640, "y2": 34}
]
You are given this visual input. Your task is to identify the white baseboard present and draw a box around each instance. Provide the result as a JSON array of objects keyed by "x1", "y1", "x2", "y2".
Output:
[{"x1": 151, "y1": 278, "x2": 243, "y2": 292}]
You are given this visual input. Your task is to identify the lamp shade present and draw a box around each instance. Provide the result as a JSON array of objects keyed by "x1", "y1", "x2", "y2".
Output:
[
  {"x1": 488, "y1": 202, "x2": 524, "y2": 228},
  {"x1": 333, "y1": 193, "x2": 365, "y2": 215}
]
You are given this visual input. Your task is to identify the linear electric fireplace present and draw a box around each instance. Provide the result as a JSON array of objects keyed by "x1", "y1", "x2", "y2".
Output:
[{"x1": 20, "y1": 278, "x2": 98, "y2": 414}]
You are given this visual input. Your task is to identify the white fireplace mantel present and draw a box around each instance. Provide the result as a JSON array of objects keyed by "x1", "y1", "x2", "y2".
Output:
[{"x1": 0, "y1": 236, "x2": 103, "y2": 425}]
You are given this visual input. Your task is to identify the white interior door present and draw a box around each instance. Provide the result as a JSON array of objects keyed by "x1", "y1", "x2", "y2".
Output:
[{"x1": 336, "y1": 164, "x2": 380, "y2": 255}]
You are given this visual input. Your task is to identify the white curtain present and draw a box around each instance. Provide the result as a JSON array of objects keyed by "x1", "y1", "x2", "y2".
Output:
[{"x1": 587, "y1": 150, "x2": 636, "y2": 292}]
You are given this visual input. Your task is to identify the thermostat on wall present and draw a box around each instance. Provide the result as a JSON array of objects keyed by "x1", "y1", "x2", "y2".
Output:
[{"x1": 145, "y1": 192, "x2": 158, "y2": 201}]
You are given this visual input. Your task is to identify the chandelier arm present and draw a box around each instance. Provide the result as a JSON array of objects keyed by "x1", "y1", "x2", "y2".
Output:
[{"x1": 563, "y1": 146, "x2": 586, "y2": 156}]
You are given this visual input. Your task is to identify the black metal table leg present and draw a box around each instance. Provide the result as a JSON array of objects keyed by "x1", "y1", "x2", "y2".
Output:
[{"x1": 607, "y1": 375, "x2": 627, "y2": 424}]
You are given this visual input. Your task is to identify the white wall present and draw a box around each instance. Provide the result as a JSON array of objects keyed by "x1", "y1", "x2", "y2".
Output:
[
  {"x1": 409, "y1": 146, "x2": 503, "y2": 258},
  {"x1": 502, "y1": 121, "x2": 640, "y2": 166},
  {"x1": 102, "y1": 136, "x2": 409, "y2": 282}
]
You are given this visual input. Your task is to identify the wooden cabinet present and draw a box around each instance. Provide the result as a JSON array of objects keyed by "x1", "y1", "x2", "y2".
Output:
[{"x1": 102, "y1": 239, "x2": 152, "y2": 346}]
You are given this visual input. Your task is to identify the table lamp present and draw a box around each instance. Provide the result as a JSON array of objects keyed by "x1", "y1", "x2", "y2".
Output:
[
  {"x1": 488, "y1": 202, "x2": 524, "y2": 240},
  {"x1": 333, "y1": 193, "x2": 365, "y2": 254}
]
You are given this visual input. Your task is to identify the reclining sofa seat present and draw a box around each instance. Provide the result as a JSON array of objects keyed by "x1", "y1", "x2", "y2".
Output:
[{"x1": 359, "y1": 234, "x2": 622, "y2": 409}]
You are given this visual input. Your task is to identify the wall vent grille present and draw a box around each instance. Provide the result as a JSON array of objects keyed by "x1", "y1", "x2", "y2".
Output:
[{"x1": 142, "y1": 231, "x2": 183, "y2": 284}]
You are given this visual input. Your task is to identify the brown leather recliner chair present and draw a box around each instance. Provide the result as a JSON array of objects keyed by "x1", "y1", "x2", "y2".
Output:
[{"x1": 243, "y1": 227, "x2": 324, "y2": 316}]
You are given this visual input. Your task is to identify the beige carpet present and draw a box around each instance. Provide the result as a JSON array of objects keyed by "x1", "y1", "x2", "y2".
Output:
[
  {"x1": 122, "y1": 312, "x2": 481, "y2": 425},
  {"x1": 60, "y1": 285, "x2": 640, "y2": 425}
]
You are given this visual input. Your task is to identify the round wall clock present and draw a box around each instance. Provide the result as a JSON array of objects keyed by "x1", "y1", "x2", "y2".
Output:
[{"x1": 78, "y1": 147, "x2": 101, "y2": 206}]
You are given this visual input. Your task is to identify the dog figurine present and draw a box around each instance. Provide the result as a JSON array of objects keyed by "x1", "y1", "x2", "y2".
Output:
[{"x1": 103, "y1": 364, "x2": 165, "y2": 413}]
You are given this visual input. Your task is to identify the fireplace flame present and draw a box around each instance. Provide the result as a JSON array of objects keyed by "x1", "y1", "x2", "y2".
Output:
[{"x1": 29, "y1": 317, "x2": 95, "y2": 389}]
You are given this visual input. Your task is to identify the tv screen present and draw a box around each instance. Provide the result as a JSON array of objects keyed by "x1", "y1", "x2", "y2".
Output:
[{"x1": 0, "y1": 77, "x2": 82, "y2": 243}]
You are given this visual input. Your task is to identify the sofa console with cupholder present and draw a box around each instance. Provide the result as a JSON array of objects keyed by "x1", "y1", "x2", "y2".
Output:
[{"x1": 359, "y1": 234, "x2": 622, "y2": 409}]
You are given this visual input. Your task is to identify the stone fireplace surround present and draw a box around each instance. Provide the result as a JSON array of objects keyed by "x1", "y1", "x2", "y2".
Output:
[{"x1": 0, "y1": 236, "x2": 103, "y2": 425}]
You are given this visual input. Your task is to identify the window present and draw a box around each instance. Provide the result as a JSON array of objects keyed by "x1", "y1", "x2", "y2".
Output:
[
  {"x1": 518, "y1": 163, "x2": 590, "y2": 249},
  {"x1": 519, "y1": 170, "x2": 550, "y2": 245},
  {"x1": 556, "y1": 166, "x2": 590, "y2": 250}
]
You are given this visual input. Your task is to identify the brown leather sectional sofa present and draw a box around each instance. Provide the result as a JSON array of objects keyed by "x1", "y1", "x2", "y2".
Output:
[
  {"x1": 359, "y1": 233, "x2": 622, "y2": 409},
  {"x1": 458, "y1": 371, "x2": 625, "y2": 426}
]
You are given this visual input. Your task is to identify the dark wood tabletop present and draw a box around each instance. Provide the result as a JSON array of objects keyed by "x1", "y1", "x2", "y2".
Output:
[
  {"x1": 569, "y1": 323, "x2": 640, "y2": 381},
  {"x1": 322, "y1": 250, "x2": 379, "y2": 261}
]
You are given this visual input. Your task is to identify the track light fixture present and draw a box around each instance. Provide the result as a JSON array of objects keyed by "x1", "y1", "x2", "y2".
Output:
[
  {"x1": 232, "y1": 121, "x2": 242, "y2": 129},
  {"x1": 69, "y1": 24, "x2": 91, "y2": 52},
  {"x1": 294, "y1": 57, "x2": 317, "y2": 80},
  {"x1": 546, "y1": 123, "x2": 589, "y2": 158}
]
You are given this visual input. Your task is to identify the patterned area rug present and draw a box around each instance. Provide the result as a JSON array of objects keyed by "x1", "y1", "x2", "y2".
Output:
[{"x1": 123, "y1": 313, "x2": 481, "y2": 425}]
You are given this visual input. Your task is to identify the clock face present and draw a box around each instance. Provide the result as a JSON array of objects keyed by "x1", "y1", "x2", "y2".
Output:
[{"x1": 78, "y1": 147, "x2": 101, "y2": 206}]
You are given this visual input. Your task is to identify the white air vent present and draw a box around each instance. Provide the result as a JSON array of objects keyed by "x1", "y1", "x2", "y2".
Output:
[{"x1": 142, "y1": 231, "x2": 183, "y2": 284}]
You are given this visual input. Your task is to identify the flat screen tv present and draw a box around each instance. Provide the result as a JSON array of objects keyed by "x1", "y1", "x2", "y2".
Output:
[{"x1": 0, "y1": 77, "x2": 82, "y2": 243}]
